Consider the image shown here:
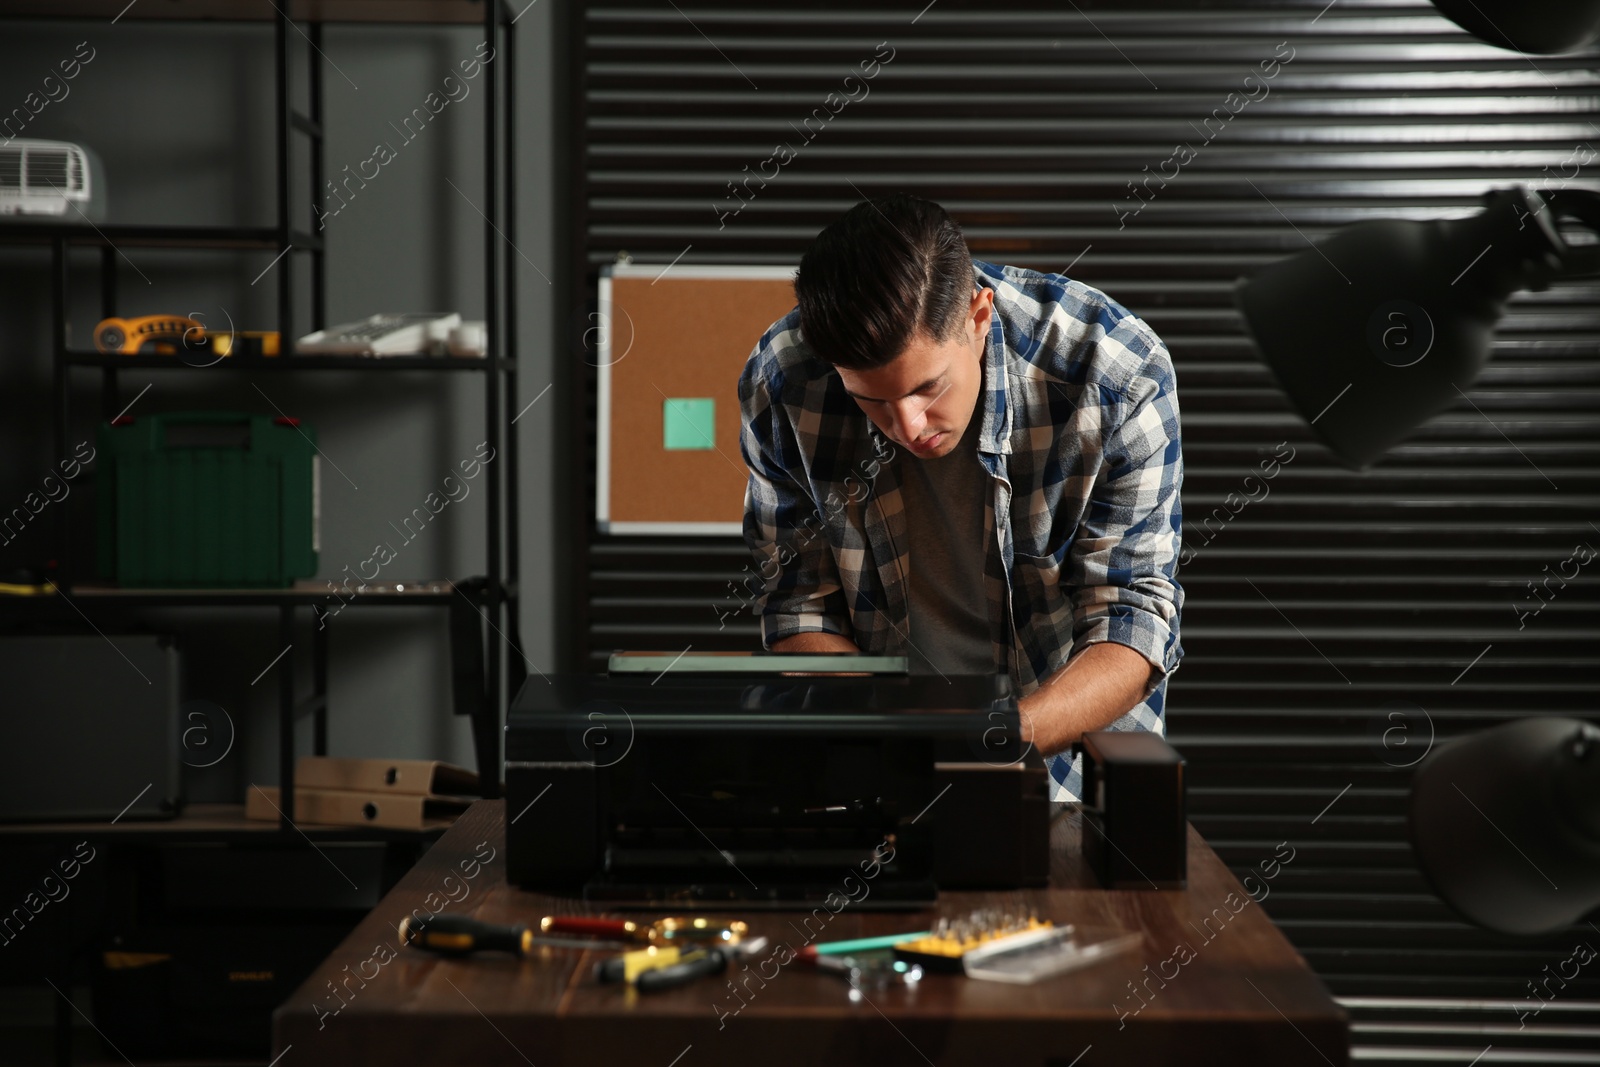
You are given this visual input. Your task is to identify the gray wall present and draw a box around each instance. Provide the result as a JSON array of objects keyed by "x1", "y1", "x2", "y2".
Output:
[{"x1": 0, "y1": 11, "x2": 556, "y2": 802}]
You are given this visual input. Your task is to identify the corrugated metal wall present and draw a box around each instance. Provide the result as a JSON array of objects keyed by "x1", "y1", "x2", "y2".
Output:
[{"x1": 565, "y1": 2, "x2": 1600, "y2": 1061}]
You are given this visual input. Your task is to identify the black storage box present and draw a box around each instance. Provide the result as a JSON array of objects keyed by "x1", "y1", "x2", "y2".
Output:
[
  {"x1": 1080, "y1": 730, "x2": 1187, "y2": 889},
  {"x1": 0, "y1": 633, "x2": 180, "y2": 822}
]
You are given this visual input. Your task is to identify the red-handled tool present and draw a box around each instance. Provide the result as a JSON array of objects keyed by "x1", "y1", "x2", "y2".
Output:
[
  {"x1": 541, "y1": 917, "x2": 643, "y2": 940},
  {"x1": 540, "y1": 915, "x2": 748, "y2": 946}
]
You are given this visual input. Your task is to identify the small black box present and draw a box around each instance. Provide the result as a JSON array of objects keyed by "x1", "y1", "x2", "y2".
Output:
[
  {"x1": 928, "y1": 755, "x2": 1052, "y2": 889},
  {"x1": 0, "y1": 633, "x2": 180, "y2": 822},
  {"x1": 1080, "y1": 731, "x2": 1187, "y2": 889}
]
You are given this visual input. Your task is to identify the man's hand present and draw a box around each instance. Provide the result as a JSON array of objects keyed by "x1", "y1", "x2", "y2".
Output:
[
  {"x1": 769, "y1": 632, "x2": 865, "y2": 674},
  {"x1": 770, "y1": 632, "x2": 862, "y2": 654},
  {"x1": 1016, "y1": 642, "x2": 1156, "y2": 756}
]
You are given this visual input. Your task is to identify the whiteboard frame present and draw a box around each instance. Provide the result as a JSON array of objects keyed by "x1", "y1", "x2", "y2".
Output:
[{"x1": 595, "y1": 263, "x2": 799, "y2": 536}]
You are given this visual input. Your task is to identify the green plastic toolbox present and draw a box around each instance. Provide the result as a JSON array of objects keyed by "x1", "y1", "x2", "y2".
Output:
[{"x1": 97, "y1": 411, "x2": 319, "y2": 588}]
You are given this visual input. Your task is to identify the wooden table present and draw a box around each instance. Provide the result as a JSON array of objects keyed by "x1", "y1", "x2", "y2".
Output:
[{"x1": 274, "y1": 800, "x2": 1347, "y2": 1066}]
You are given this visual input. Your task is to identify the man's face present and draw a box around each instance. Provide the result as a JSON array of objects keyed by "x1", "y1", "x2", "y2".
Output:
[{"x1": 835, "y1": 286, "x2": 994, "y2": 459}]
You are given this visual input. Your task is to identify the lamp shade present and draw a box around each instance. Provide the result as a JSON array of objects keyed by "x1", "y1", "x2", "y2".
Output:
[
  {"x1": 1410, "y1": 717, "x2": 1600, "y2": 936},
  {"x1": 1432, "y1": 0, "x2": 1600, "y2": 54},
  {"x1": 1235, "y1": 186, "x2": 1600, "y2": 469}
]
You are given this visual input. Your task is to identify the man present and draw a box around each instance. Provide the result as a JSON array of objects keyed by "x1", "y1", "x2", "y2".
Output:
[{"x1": 737, "y1": 193, "x2": 1183, "y2": 800}]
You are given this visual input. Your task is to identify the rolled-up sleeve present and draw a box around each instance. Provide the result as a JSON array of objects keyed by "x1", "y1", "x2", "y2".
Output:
[
  {"x1": 1065, "y1": 339, "x2": 1184, "y2": 701},
  {"x1": 738, "y1": 352, "x2": 852, "y2": 647}
]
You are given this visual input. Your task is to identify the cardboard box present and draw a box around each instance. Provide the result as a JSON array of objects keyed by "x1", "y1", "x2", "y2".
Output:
[{"x1": 245, "y1": 785, "x2": 469, "y2": 832}]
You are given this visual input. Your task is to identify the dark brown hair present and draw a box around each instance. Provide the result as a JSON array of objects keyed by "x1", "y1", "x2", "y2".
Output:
[{"x1": 794, "y1": 193, "x2": 975, "y2": 370}]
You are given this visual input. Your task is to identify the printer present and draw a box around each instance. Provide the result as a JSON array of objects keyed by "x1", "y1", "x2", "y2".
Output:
[{"x1": 504, "y1": 655, "x2": 1051, "y2": 907}]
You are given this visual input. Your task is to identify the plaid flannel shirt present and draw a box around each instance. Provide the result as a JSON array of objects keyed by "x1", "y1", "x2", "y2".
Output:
[{"x1": 737, "y1": 259, "x2": 1184, "y2": 801}]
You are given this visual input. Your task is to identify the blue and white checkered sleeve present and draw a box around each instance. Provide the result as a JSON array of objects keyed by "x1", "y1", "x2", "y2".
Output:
[
  {"x1": 1066, "y1": 330, "x2": 1185, "y2": 702},
  {"x1": 737, "y1": 350, "x2": 852, "y2": 648}
]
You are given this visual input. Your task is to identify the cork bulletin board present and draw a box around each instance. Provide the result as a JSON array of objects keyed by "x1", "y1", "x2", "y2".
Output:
[{"x1": 596, "y1": 264, "x2": 801, "y2": 534}]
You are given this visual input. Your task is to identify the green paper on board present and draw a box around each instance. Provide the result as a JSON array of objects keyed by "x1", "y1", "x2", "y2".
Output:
[{"x1": 663, "y1": 397, "x2": 715, "y2": 450}]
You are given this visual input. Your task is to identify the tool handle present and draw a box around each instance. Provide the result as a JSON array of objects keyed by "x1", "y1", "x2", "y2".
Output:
[
  {"x1": 594, "y1": 945, "x2": 681, "y2": 984},
  {"x1": 544, "y1": 916, "x2": 634, "y2": 939},
  {"x1": 399, "y1": 913, "x2": 528, "y2": 956},
  {"x1": 811, "y1": 931, "x2": 928, "y2": 956},
  {"x1": 635, "y1": 948, "x2": 730, "y2": 993}
]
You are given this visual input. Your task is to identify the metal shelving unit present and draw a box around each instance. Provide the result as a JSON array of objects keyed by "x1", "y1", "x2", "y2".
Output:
[{"x1": 0, "y1": 0, "x2": 523, "y2": 831}]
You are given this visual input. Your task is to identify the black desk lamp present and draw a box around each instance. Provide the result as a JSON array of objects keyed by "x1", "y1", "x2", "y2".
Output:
[
  {"x1": 1409, "y1": 718, "x2": 1600, "y2": 935},
  {"x1": 1431, "y1": 0, "x2": 1600, "y2": 54},
  {"x1": 1235, "y1": 185, "x2": 1600, "y2": 936},
  {"x1": 1235, "y1": 186, "x2": 1600, "y2": 469}
]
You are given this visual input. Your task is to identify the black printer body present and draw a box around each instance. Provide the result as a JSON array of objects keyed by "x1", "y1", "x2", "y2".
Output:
[{"x1": 503, "y1": 671, "x2": 1050, "y2": 907}]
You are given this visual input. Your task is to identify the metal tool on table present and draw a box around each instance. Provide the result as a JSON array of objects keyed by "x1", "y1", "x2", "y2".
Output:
[
  {"x1": 397, "y1": 913, "x2": 628, "y2": 956},
  {"x1": 595, "y1": 936, "x2": 770, "y2": 993},
  {"x1": 541, "y1": 915, "x2": 748, "y2": 947},
  {"x1": 892, "y1": 908, "x2": 1054, "y2": 974},
  {"x1": 794, "y1": 945, "x2": 923, "y2": 992},
  {"x1": 890, "y1": 907, "x2": 1140, "y2": 984},
  {"x1": 530, "y1": 915, "x2": 753, "y2": 994},
  {"x1": 960, "y1": 924, "x2": 1141, "y2": 984}
]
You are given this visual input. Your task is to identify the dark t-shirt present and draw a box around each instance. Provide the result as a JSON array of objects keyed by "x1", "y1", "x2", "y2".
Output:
[{"x1": 898, "y1": 413, "x2": 995, "y2": 676}]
